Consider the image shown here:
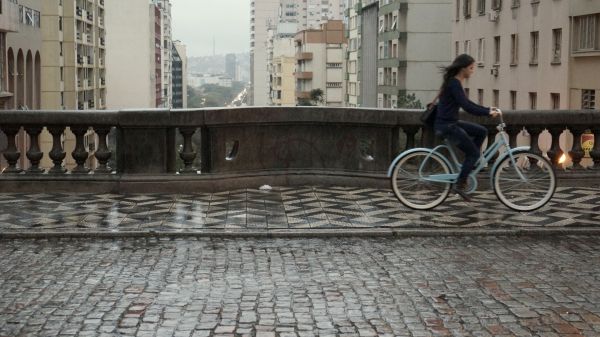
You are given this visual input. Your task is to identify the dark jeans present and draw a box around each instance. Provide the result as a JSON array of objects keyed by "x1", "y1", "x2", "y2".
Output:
[{"x1": 434, "y1": 120, "x2": 488, "y2": 182}]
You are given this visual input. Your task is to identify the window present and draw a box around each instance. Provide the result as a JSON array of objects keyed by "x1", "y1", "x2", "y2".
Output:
[
  {"x1": 465, "y1": 88, "x2": 470, "y2": 98},
  {"x1": 574, "y1": 15, "x2": 598, "y2": 51},
  {"x1": 511, "y1": 0, "x2": 520, "y2": 8},
  {"x1": 391, "y1": 14, "x2": 397, "y2": 30},
  {"x1": 456, "y1": 0, "x2": 461, "y2": 21},
  {"x1": 59, "y1": 17, "x2": 63, "y2": 31},
  {"x1": 510, "y1": 91, "x2": 517, "y2": 110},
  {"x1": 464, "y1": 40, "x2": 471, "y2": 55},
  {"x1": 530, "y1": 31, "x2": 539, "y2": 65},
  {"x1": 478, "y1": 89, "x2": 484, "y2": 105},
  {"x1": 529, "y1": 92, "x2": 537, "y2": 110},
  {"x1": 552, "y1": 29, "x2": 562, "y2": 63},
  {"x1": 463, "y1": 0, "x2": 471, "y2": 18},
  {"x1": 582, "y1": 90, "x2": 596, "y2": 109},
  {"x1": 494, "y1": 36, "x2": 501, "y2": 64},
  {"x1": 492, "y1": 0, "x2": 502, "y2": 10},
  {"x1": 455, "y1": 41, "x2": 460, "y2": 57},
  {"x1": 493, "y1": 90, "x2": 499, "y2": 107},
  {"x1": 551, "y1": 93, "x2": 560, "y2": 109},
  {"x1": 477, "y1": 38, "x2": 485, "y2": 64},
  {"x1": 510, "y1": 34, "x2": 518, "y2": 65},
  {"x1": 477, "y1": 0, "x2": 485, "y2": 14}
]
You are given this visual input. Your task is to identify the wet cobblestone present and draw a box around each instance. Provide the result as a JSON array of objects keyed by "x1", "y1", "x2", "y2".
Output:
[{"x1": 0, "y1": 236, "x2": 599, "y2": 337}]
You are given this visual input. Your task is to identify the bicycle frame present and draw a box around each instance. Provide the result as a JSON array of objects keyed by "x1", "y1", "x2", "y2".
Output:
[{"x1": 419, "y1": 118, "x2": 530, "y2": 185}]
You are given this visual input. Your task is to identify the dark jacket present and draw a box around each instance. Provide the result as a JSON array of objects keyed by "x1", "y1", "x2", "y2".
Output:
[{"x1": 435, "y1": 78, "x2": 490, "y2": 124}]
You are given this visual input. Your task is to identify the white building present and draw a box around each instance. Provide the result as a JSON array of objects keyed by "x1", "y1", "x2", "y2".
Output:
[
  {"x1": 105, "y1": 0, "x2": 173, "y2": 109},
  {"x1": 295, "y1": 21, "x2": 346, "y2": 107},
  {"x1": 251, "y1": 0, "x2": 347, "y2": 106},
  {"x1": 452, "y1": 0, "x2": 600, "y2": 110}
]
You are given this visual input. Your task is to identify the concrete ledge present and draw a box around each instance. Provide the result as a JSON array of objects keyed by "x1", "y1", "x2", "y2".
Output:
[
  {"x1": 2, "y1": 227, "x2": 600, "y2": 240},
  {"x1": 0, "y1": 169, "x2": 597, "y2": 193}
]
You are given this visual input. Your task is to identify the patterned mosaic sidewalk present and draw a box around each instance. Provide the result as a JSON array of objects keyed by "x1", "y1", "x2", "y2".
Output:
[{"x1": 0, "y1": 186, "x2": 599, "y2": 236}]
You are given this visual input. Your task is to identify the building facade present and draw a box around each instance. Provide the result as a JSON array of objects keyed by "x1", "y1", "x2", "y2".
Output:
[
  {"x1": 267, "y1": 22, "x2": 296, "y2": 106},
  {"x1": 172, "y1": 40, "x2": 187, "y2": 108},
  {"x1": 251, "y1": 0, "x2": 347, "y2": 106},
  {"x1": 377, "y1": 0, "x2": 452, "y2": 108},
  {"x1": 105, "y1": 0, "x2": 156, "y2": 109},
  {"x1": 250, "y1": 0, "x2": 280, "y2": 106},
  {"x1": 452, "y1": 0, "x2": 600, "y2": 110},
  {"x1": 225, "y1": 53, "x2": 237, "y2": 81},
  {"x1": 295, "y1": 20, "x2": 346, "y2": 107}
]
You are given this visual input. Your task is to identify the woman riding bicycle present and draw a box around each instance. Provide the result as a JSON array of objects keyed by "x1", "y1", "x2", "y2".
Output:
[{"x1": 435, "y1": 54, "x2": 501, "y2": 201}]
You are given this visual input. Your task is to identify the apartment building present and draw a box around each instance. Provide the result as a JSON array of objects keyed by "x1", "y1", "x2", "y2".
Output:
[
  {"x1": 345, "y1": 0, "x2": 378, "y2": 107},
  {"x1": 105, "y1": 0, "x2": 166, "y2": 109},
  {"x1": 1, "y1": 0, "x2": 42, "y2": 171},
  {"x1": 250, "y1": 0, "x2": 280, "y2": 106},
  {"x1": 267, "y1": 22, "x2": 296, "y2": 106},
  {"x1": 295, "y1": 20, "x2": 346, "y2": 107},
  {"x1": 344, "y1": 0, "x2": 451, "y2": 108},
  {"x1": 225, "y1": 53, "x2": 237, "y2": 81},
  {"x1": 172, "y1": 40, "x2": 187, "y2": 108},
  {"x1": 377, "y1": 0, "x2": 452, "y2": 108},
  {"x1": 453, "y1": 0, "x2": 600, "y2": 110},
  {"x1": 570, "y1": 1, "x2": 600, "y2": 110},
  {"x1": 251, "y1": 0, "x2": 347, "y2": 106},
  {"x1": 0, "y1": 0, "x2": 19, "y2": 109},
  {"x1": 158, "y1": 0, "x2": 172, "y2": 108}
]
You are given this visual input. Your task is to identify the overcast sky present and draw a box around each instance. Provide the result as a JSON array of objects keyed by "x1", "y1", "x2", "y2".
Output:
[{"x1": 171, "y1": 0, "x2": 251, "y2": 57}]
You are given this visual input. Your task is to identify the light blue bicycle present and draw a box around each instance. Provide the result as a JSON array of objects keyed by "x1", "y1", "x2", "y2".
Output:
[{"x1": 388, "y1": 116, "x2": 556, "y2": 211}]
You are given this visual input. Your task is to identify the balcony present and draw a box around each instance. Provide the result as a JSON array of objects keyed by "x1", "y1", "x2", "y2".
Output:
[
  {"x1": 295, "y1": 91, "x2": 311, "y2": 99},
  {"x1": 294, "y1": 72, "x2": 313, "y2": 80},
  {"x1": 0, "y1": 108, "x2": 598, "y2": 193},
  {"x1": 296, "y1": 52, "x2": 313, "y2": 61},
  {"x1": 0, "y1": 0, "x2": 19, "y2": 32}
]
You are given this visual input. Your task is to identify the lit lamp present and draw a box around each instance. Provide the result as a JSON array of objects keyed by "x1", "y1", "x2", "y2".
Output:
[{"x1": 558, "y1": 153, "x2": 567, "y2": 170}]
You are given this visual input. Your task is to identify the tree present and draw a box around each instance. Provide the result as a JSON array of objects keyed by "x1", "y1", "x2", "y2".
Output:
[
  {"x1": 297, "y1": 88, "x2": 325, "y2": 106},
  {"x1": 396, "y1": 92, "x2": 423, "y2": 109},
  {"x1": 310, "y1": 88, "x2": 324, "y2": 106}
]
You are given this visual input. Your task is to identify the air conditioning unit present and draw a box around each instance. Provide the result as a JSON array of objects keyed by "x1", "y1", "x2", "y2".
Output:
[{"x1": 488, "y1": 10, "x2": 499, "y2": 21}]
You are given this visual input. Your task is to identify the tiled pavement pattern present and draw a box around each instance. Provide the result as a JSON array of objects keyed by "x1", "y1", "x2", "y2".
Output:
[
  {"x1": 1, "y1": 236, "x2": 600, "y2": 337},
  {"x1": 0, "y1": 186, "x2": 599, "y2": 234}
]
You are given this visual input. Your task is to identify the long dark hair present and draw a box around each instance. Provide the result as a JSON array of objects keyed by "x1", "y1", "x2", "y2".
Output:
[{"x1": 441, "y1": 54, "x2": 476, "y2": 91}]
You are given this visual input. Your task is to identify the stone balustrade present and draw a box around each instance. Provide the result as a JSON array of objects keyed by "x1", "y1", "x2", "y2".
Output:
[{"x1": 0, "y1": 107, "x2": 598, "y2": 192}]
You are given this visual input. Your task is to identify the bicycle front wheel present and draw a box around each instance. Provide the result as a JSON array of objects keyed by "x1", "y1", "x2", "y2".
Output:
[
  {"x1": 391, "y1": 150, "x2": 452, "y2": 210},
  {"x1": 493, "y1": 152, "x2": 556, "y2": 211}
]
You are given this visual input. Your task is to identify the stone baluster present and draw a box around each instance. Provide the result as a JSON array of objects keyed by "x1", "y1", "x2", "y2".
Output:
[
  {"x1": 70, "y1": 126, "x2": 90, "y2": 174},
  {"x1": 1, "y1": 126, "x2": 22, "y2": 174},
  {"x1": 93, "y1": 127, "x2": 112, "y2": 174},
  {"x1": 403, "y1": 126, "x2": 419, "y2": 151},
  {"x1": 179, "y1": 127, "x2": 197, "y2": 174},
  {"x1": 590, "y1": 128, "x2": 600, "y2": 169},
  {"x1": 48, "y1": 126, "x2": 67, "y2": 174},
  {"x1": 25, "y1": 126, "x2": 44, "y2": 174},
  {"x1": 546, "y1": 127, "x2": 564, "y2": 166},
  {"x1": 568, "y1": 127, "x2": 585, "y2": 170}
]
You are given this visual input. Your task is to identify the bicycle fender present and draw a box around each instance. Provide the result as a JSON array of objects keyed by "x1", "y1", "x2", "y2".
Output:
[
  {"x1": 387, "y1": 148, "x2": 453, "y2": 177},
  {"x1": 489, "y1": 146, "x2": 531, "y2": 185}
]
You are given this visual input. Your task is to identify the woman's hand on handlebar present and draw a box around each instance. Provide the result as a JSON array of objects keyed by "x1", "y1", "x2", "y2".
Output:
[{"x1": 489, "y1": 107, "x2": 502, "y2": 118}]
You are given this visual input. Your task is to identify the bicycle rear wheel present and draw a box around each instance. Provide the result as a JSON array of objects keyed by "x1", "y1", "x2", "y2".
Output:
[
  {"x1": 493, "y1": 152, "x2": 556, "y2": 211},
  {"x1": 390, "y1": 150, "x2": 452, "y2": 210}
]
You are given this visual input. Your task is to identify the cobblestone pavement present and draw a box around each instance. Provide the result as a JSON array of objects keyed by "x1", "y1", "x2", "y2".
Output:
[
  {"x1": 0, "y1": 186, "x2": 599, "y2": 236},
  {"x1": 1, "y1": 236, "x2": 600, "y2": 337}
]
